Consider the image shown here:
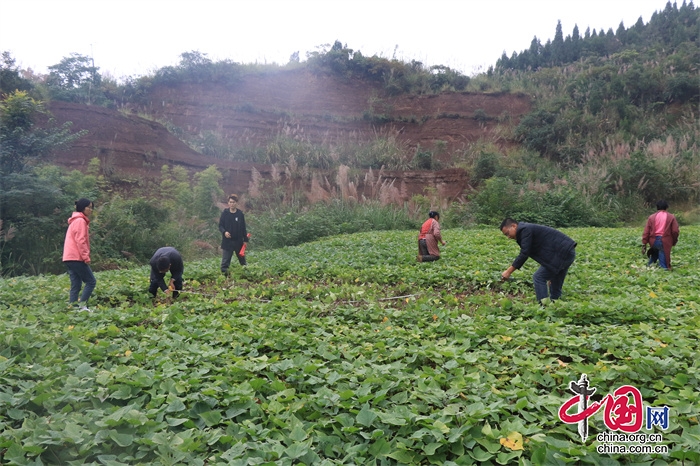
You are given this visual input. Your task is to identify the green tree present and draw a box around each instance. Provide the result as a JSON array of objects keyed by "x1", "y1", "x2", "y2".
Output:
[
  {"x1": 0, "y1": 166, "x2": 97, "y2": 276},
  {"x1": 0, "y1": 51, "x2": 32, "y2": 94},
  {"x1": 0, "y1": 172, "x2": 67, "y2": 275},
  {"x1": 46, "y1": 53, "x2": 103, "y2": 104},
  {"x1": 514, "y1": 108, "x2": 563, "y2": 157},
  {"x1": 0, "y1": 91, "x2": 86, "y2": 275},
  {"x1": 551, "y1": 20, "x2": 565, "y2": 65},
  {"x1": 570, "y1": 24, "x2": 582, "y2": 61},
  {"x1": 469, "y1": 177, "x2": 520, "y2": 225},
  {"x1": 192, "y1": 165, "x2": 224, "y2": 220},
  {"x1": 0, "y1": 90, "x2": 84, "y2": 175},
  {"x1": 91, "y1": 196, "x2": 177, "y2": 263},
  {"x1": 160, "y1": 165, "x2": 192, "y2": 209},
  {"x1": 179, "y1": 50, "x2": 212, "y2": 69},
  {"x1": 527, "y1": 37, "x2": 543, "y2": 69}
]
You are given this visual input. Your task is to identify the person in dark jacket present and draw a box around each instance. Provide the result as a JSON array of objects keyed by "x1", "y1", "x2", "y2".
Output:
[
  {"x1": 500, "y1": 218, "x2": 577, "y2": 303},
  {"x1": 218, "y1": 194, "x2": 248, "y2": 274},
  {"x1": 149, "y1": 247, "x2": 184, "y2": 298}
]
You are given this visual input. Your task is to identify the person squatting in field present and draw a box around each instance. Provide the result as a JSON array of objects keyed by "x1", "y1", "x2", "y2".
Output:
[
  {"x1": 417, "y1": 211, "x2": 446, "y2": 262},
  {"x1": 642, "y1": 200, "x2": 680, "y2": 270},
  {"x1": 500, "y1": 218, "x2": 577, "y2": 303},
  {"x1": 218, "y1": 194, "x2": 248, "y2": 274},
  {"x1": 149, "y1": 247, "x2": 184, "y2": 298},
  {"x1": 62, "y1": 198, "x2": 96, "y2": 311}
]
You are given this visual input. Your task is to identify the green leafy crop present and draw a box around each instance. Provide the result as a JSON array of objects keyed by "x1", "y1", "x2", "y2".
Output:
[{"x1": 1, "y1": 226, "x2": 699, "y2": 465}]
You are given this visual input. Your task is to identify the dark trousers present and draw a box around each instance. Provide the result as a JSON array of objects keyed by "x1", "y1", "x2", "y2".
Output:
[
  {"x1": 221, "y1": 248, "x2": 246, "y2": 273},
  {"x1": 533, "y1": 249, "x2": 576, "y2": 302},
  {"x1": 64, "y1": 261, "x2": 96, "y2": 304},
  {"x1": 149, "y1": 271, "x2": 183, "y2": 297},
  {"x1": 418, "y1": 239, "x2": 440, "y2": 262}
]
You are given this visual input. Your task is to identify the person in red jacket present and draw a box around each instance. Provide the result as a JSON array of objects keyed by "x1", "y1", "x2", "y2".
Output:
[
  {"x1": 642, "y1": 200, "x2": 680, "y2": 270},
  {"x1": 417, "y1": 211, "x2": 446, "y2": 262},
  {"x1": 62, "y1": 198, "x2": 96, "y2": 311}
]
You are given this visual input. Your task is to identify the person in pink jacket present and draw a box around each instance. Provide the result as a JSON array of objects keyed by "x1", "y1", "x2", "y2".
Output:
[
  {"x1": 642, "y1": 200, "x2": 680, "y2": 270},
  {"x1": 62, "y1": 198, "x2": 96, "y2": 311},
  {"x1": 417, "y1": 211, "x2": 446, "y2": 262}
]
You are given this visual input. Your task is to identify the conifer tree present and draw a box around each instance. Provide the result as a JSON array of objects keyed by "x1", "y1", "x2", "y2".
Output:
[{"x1": 551, "y1": 20, "x2": 565, "y2": 65}]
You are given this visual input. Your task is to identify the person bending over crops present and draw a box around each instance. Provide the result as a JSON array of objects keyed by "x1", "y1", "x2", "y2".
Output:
[
  {"x1": 642, "y1": 200, "x2": 679, "y2": 270},
  {"x1": 149, "y1": 247, "x2": 184, "y2": 298},
  {"x1": 62, "y1": 198, "x2": 97, "y2": 312},
  {"x1": 417, "y1": 211, "x2": 446, "y2": 262},
  {"x1": 500, "y1": 218, "x2": 577, "y2": 303},
  {"x1": 218, "y1": 194, "x2": 248, "y2": 274}
]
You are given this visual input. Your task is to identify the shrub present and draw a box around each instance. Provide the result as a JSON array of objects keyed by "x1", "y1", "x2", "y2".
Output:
[
  {"x1": 192, "y1": 165, "x2": 224, "y2": 220},
  {"x1": 666, "y1": 72, "x2": 700, "y2": 103},
  {"x1": 0, "y1": 165, "x2": 101, "y2": 276},
  {"x1": 0, "y1": 173, "x2": 69, "y2": 275},
  {"x1": 472, "y1": 151, "x2": 500, "y2": 183},
  {"x1": 248, "y1": 200, "x2": 417, "y2": 250},
  {"x1": 469, "y1": 177, "x2": 619, "y2": 227},
  {"x1": 91, "y1": 197, "x2": 180, "y2": 263},
  {"x1": 514, "y1": 108, "x2": 561, "y2": 157},
  {"x1": 469, "y1": 177, "x2": 521, "y2": 225},
  {"x1": 473, "y1": 109, "x2": 489, "y2": 122},
  {"x1": 413, "y1": 148, "x2": 433, "y2": 170}
]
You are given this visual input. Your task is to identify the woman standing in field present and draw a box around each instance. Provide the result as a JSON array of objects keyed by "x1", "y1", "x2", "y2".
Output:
[
  {"x1": 62, "y1": 198, "x2": 96, "y2": 311},
  {"x1": 417, "y1": 211, "x2": 446, "y2": 262}
]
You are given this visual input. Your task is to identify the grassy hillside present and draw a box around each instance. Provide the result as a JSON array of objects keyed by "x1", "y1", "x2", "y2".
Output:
[
  {"x1": 2, "y1": 5, "x2": 699, "y2": 277},
  {"x1": 1, "y1": 226, "x2": 699, "y2": 465}
]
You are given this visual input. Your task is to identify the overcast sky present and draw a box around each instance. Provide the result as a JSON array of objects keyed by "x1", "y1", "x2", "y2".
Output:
[{"x1": 0, "y1": 0, "x2": 672, "y2": 80}]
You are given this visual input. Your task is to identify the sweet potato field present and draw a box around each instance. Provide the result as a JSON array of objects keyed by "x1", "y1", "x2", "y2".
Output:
[{"x1": 1, "y1": 226, "x2": 699, "y2": 465}]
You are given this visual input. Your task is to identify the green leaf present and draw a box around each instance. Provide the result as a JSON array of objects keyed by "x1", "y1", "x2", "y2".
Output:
[
  {"x1": 469, "y1": 446, "x2": 494, "y2": 462},
  {"x1": 109, "y1": 430, "x2": 134, "y2": 447},
  {"x1": 75, "y1": 362, "x2": 94, "y2": 378},
  {"x1": 497, "y1": 451, "x2": 522, "y2": 464},
  {"x1": 423, "y1": 442, "x2": 442, "y2": 455},
  {"x1": 368, "y1": 438, "x2": 391, "y2": 456},
  {"x1": 477, "y1": 438, "x2": 503, "y2": 454},
  {"x1": 433, "y1": 420, "x2": 450, "y2": 434},
  {"x1": 378, "y1": 411, "x2": 407, "y2": 426},
  {"x1": 289, "y1": 425, "x2": 307, "y2": 442},
  {"x1": 284, "y1": 442, "x2": 309, "y2": 459},
  {"x1": 166, "y1": 416, "x2": 188, "y2": 426},
  {"x1": 165, "y1": 398, "x2": 186, "y2": 413},
  {"x1": 481, "y1": 421, "x2": 494, "y2": 437},
  {"x1": 356, "y1": 404, "x2": 377, "y2": 427},
  {"x1": 671, "y1": 373, "x2": 689, "y2": 387},
  {"x1": 387, "y1": 449, "x2": 415, "y2": 462},
  {"x1": 3, "y1": 442, "x2": 30, "y2": 464},
  {"x1": 199, "y1": 410, "x2": 222, "y2": 426}
]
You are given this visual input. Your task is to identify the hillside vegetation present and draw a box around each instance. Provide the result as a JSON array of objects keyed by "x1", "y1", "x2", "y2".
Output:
[
  {"x1": 1, "y1": 226, "x2": 699, "y2": 464},
  {"x1": 0, "y1": 1, "x2": 698, "y2": 277}
]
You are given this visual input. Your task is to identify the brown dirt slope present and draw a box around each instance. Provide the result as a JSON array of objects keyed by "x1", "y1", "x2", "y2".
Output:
[{"x1": 48, "y1": 68, "x2": 531, "y2": 203}]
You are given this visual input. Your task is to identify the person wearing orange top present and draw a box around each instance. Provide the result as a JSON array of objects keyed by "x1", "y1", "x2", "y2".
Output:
[
  {"x1": 642, "y1": 200, "x2": 680, "y2": 270},
  {"x1": 62, "y1": 198, "x2": 96, "y2": 311},
  {"x1": 417, "y1": 211, "x2": 446, "y2": 262}
]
